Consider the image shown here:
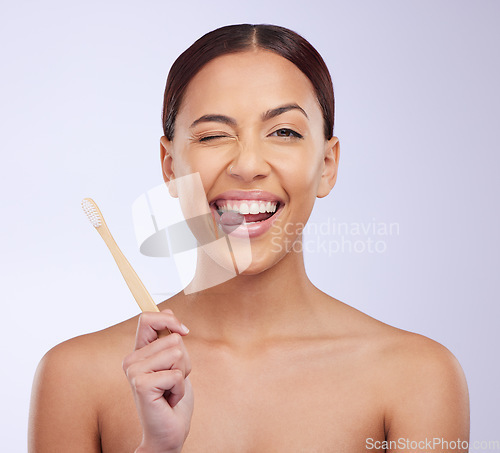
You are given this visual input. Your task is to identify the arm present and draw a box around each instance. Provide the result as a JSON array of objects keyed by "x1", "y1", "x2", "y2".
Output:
[
  {"x1": 28, "y1": 337, "x2": 102, "y2": 452},
  {"x1": 384, "y1": 336, "x2": 470, "y2": 452}
]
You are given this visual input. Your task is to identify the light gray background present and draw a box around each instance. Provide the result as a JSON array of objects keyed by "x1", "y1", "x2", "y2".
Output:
[{"x1": 1, "y1": 0, "x2": 498, "y2": 449}]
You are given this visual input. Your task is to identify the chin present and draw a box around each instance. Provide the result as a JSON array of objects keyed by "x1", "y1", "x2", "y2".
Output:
[{"x1": 235, "y1": 247, "x2": 288, "y2": 276}]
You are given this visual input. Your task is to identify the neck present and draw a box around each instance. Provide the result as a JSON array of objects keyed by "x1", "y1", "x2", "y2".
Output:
[{"x1": 173, "y1": 241, "x2": 322, "y2": 346}]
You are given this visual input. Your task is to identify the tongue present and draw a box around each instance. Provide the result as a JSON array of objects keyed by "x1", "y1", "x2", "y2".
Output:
[
  {"x1": 219, "y1": 211, "x2": 273, "y2": 225},
  {"x1": 219, "y1": 211, "x2": 245, "y2": 226}
]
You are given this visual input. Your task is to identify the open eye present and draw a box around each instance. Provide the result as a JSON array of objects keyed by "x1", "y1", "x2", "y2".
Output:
[{"x1": 269, "y1": 128, "x2": 303, "y2": 139}]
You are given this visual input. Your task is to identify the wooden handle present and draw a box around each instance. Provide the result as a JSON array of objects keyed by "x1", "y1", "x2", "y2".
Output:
[{"x1": 89, "y1": 201, "x2": 171, "y2": 335}]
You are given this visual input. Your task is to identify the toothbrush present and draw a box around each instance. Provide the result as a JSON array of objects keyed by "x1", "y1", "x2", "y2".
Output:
[{"x1": 81, "y1": 197, "x2": 171, "y2": 335}]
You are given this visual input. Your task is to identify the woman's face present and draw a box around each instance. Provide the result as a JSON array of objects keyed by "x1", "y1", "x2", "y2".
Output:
[{"x1": 161, "y1": 49, "x2": 339, "y2": 274}]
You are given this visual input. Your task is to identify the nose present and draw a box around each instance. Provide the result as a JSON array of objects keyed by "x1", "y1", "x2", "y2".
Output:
[{"x1": 227, "y1": 137, "x2": 271, "y2": 182}]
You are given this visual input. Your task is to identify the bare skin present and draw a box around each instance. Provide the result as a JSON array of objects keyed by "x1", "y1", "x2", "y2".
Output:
[
  {"x1": 29, "y1": 50, "x2": 469, "y2": 452},
  {"x1": 29, "y1": 286, "x2": 469, "y2": 452}
]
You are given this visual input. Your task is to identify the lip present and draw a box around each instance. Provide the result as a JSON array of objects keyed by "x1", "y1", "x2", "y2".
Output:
[{"x1": 209, "y1": 190, "x2": 286, "y2": 239}]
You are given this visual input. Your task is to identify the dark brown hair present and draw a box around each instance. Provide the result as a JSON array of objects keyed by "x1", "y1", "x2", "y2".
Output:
[{"x1": 162, "y1": 24, "x2": 335, "y2": 140}]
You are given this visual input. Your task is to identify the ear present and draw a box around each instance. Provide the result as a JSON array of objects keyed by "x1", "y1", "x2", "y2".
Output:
[
  {"x1": 316, "y1": 136, "x2": 340, "y2": 198},
  {"x1": 160, "y1": 136, "x2": 178, "y2": 198}
]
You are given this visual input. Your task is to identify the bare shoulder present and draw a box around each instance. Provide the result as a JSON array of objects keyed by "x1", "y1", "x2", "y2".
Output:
[
  {"x1": 363, "y1": 315, "x2": 469, "y2": 397},
  {"x1": 377, "y1": 324, "x2": 466, "y2": 378},
  {"x1": 29, "y1": 313, "x2": 140, "y2": 452},
  {"x1": 38, "y1": 313, "x2": 138, "y2": 373},
  {"x1": 323, "y1": 295, "x2": 470, "y2": 441},
  {"x1": 34, "y1": 312, "x2": 142, "y2": 398},
  {"x1": 325, "y1": 294, "x2": 467, "y2": 384},
  {"x1": 379, "y1": 329, "x2": 469, "y2": 442},
  {"x1": 331, "y1": 297, "x2": 470, "y2": 439},
  {"x1": 33, "y1": 292, "x2": 183, "y2": 398}
]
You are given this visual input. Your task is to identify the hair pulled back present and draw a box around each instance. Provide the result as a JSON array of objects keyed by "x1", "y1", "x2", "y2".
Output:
[{"x1": 162, "y1": 24, "x2": 334, "y2": 140}]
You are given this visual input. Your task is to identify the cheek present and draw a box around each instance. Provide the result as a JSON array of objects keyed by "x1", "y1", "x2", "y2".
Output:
[
  {"x1": 174, "y1": 148, "x2": 225, "y2": 194},
  {"x1": 283, "y1": 149, "x2": 323, "y2": 194},
  {"x1": 280, "y1": 150, "x2": 323, "y2": 229}
]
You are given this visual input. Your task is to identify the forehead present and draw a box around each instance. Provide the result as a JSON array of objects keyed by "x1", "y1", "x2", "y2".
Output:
[{"x1": 176, "y1": 50, "x2": 321, "y2": 124}]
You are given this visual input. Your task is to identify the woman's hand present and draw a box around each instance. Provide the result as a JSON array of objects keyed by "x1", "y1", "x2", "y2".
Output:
[{"x1": 122, "y1": 309, "x2": 193, "y2": 453}]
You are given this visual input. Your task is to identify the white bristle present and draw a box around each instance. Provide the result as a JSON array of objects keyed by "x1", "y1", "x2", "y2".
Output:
[{"x1": 82, "y1": 199, "x2": 102, "y2": 228}]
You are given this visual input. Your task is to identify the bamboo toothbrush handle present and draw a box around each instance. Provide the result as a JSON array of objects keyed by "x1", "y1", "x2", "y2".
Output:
[
  {"x1": 82, "y1": 198, "x2": 171, "y2": 336},
  {"x1": 97, "y1": 227, "x2": 171, "y2": 336},
  {"x1": 96, "y1": 226, "x2": 158, "y2": 312}
]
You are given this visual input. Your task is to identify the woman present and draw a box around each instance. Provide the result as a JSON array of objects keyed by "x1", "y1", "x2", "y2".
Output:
[{"x1": 29, "y1": 24, "x2": 469, "y2": 452}]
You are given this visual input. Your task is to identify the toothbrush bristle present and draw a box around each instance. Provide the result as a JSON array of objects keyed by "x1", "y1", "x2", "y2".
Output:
[{"x1": 82, "y1": 198, "x2": 102, "y2": 228}]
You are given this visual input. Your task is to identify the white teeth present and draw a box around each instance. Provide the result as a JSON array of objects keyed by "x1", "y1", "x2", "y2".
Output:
[
  {"x1": 216, "y1": 199, "x2": 279, "y2": 215},
  {"x1": 249, "y1": 202, "x2": 260, "y2": 214},
  {"x1": 239, "y1": 203, "x2": 250, "y2": 214}
]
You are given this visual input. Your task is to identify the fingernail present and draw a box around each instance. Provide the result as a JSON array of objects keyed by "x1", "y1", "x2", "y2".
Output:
[{"x1": 181, "y1": 323, "x2": 190, "y2": 333}]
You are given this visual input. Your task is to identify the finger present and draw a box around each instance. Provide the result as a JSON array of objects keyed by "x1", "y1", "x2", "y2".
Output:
[
  {"x1": 165, "y1": 370, "x2": 186, "y2": 408},
  {"x1": 125, "y1": 336, "x2": 191, "y2": 380},
  {"x1": 135, "y1": 310, "x2": 189, "y2": 349},
  {"x1": 132, "y1": 369, "x2": 186, "y2": 408},
  {"x1": 124, "y1": 333, "x2": 192, "y2": 377}
]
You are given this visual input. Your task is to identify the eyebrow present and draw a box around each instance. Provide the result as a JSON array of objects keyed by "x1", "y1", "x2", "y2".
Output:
[
  {"x1": 190, "y1": 114, "x2": 237, "y2": 129},
  {"x1": 189, "y1": 103, "x2": 308, "y2": 129},
  {"x1": 261, "y1": 103, "x2": 309, "y2": 122}
]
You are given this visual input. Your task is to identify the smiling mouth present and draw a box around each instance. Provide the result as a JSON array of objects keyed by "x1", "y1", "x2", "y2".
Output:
[{"x1": 211, "y1": 199, "x2": 283, "y2": 224}]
